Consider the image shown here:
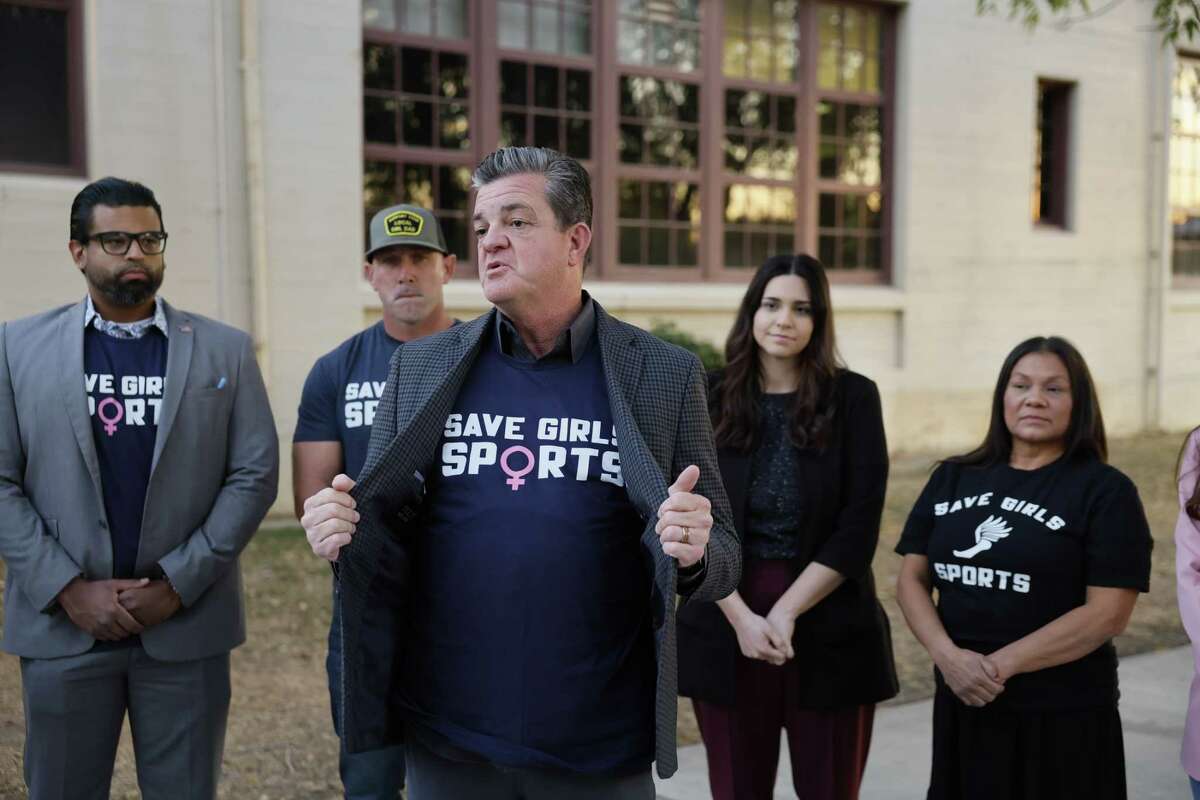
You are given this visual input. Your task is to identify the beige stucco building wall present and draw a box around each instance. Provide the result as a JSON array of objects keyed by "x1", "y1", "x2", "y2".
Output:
[
  {"x1": 0, "y1": 0, "x2": 363, "y2": 521},
  {"x1": 2, "y1": 0, "x2": 1198, "y2": 523},
  {"x1": 889, "y1": 0, "x2": 1166, "y2": 450}
]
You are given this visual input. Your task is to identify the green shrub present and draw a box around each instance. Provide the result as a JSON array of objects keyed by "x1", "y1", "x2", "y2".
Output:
[{"x1": 649, "y1": 320, "x2": 725, "y2": 371}]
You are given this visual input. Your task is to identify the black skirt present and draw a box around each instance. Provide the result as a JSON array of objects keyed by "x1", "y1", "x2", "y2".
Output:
[{"x1": 928, "y1": 685, "x2": 1127, "y2": 800}]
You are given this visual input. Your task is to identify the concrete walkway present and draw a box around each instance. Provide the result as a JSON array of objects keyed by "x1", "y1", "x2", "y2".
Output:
[{"x1": 654, "y1": 646, "x2": 1195, "y2": 799}]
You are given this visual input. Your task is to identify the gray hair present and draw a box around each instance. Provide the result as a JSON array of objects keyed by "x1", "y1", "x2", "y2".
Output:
[{"x1": 472, "y1": 147, "x2": 593, "y2": 232}]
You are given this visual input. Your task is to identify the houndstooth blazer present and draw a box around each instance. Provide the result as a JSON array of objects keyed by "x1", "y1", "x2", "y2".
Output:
[{"x1": 334, "y1": 301, "x2": 739, "y2": 779}]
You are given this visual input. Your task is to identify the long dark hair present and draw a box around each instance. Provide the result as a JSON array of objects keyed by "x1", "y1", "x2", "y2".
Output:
[
  {"x1": 948, "y1": 335, "x2": 1106, "y2": 467},
  {"x1": 713, "y1": 254, "x2": 843, "y2": 452},
  {"x1": 1180, "y1": 427, "x2": 1200, "y2": 520}
]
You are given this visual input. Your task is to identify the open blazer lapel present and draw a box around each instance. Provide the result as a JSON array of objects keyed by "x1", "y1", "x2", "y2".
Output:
[
  {"x1": 596, "y1": 305, "x2": 685, "y2": 778},
  {"x1": 337, "y1": 312, "x2": 491, "y2": 751},
  {"x1": 59, "y1": 300, "x2": 104, "y2": 508},
  {"x1": 596, "y1": 306, "x2": 676, "y2": 589},
  {"x1": 150, "y1": 301, "x2": 193, "y2": 475}
]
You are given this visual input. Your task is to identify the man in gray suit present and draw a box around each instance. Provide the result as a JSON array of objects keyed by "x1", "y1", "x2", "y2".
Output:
[
  {"x1": 302, "y1": 147, "x2": 739, "y2": 799},
  {"x1": 0, "y1": 177, "x2": 279, "y2": 799}
]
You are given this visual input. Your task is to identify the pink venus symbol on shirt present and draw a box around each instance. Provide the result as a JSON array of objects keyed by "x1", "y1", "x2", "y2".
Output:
[
  {"x1": 500, "y1": 445, "x2": 535, "y2": 491},
  {"x1": 97, "y1": 397, "x2": 124, "y2": 436}
]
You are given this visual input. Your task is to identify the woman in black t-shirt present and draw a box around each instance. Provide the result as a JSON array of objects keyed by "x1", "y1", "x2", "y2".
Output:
[
  {"x1": 895, "y1": 336, "x2": 1152, "y2": 800},
  {"x1": 677, "y1": 254, "x2": 898, "y2": 800}
]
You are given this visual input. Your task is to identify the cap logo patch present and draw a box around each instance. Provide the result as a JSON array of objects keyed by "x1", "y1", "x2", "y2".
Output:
[{"x1": 384, "y1": 210, "x2": 424, "y2": 237}]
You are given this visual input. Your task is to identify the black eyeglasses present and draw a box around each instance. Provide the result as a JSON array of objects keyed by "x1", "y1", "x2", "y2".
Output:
[{"x1": 86, "y1": 231, "x2": 169, "y2": 256}]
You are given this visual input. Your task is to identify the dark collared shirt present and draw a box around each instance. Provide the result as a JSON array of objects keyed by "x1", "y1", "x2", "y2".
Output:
[{"x1": 495, "y1": 292, "x2": 596, "y2": 364}]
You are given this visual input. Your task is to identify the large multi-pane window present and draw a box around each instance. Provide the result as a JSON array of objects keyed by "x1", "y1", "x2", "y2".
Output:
[
  {"x1": 814, "y1": 3, "x2": 886, "y2": 275},
  {"x1": 361, "y1": 0, "x2": 895, "y2": 281},
  {"x1": 816, "y1": 2, "x2": 881, "y2": 93},
  {"x1": 499, "y1": 61, "x2": 592, "y2": 159},
  {"x1": 1171, "y1": 55, "x2": 1200, "y2": 279},
  {"x1": 617, "y1": 0, "x2": 701, "y2": 72},
  {"x1": 364, "y1": 161, "x2": 473, "y2": 259},
  {"x1": 724, "y1": 90, "x2": 797, "y2": 179},
  {"x1": 618, "y1": 180, "x2": 701, "y2": 268},
  {"x1": 816, "y1": 100, "x2": 882, "y2": 271},
  {"x1": 498, "y1": 0, "x2": 592, "y2": 55},
  {"x1": 615, "y1": 75, "x2": 702, "y2": 270},
  {"x1": 723, "y1": 0, "x2": 799, "y2": 83},
  {"x1": 363, "y1": 0, "x2": 467, "y2": 37},
  {"x1": 716, "y1": 1, "x2": 888, "y2": 277},
  {"x1": 613, "y1": 0, "x2": 703, "y2": 273},
  {"x1": 364, "y1": 46, "x2": 470, "y2": 150},
  {"x1": 619, "y1": 78, "x2": 700, "y2": 169},
  {"x1": 363, "y1": 1, "x2": 473, "y2": 264},
  {"x1": 720, "y1": 0, "x2": 800, "y2": 278},
  {"x1": 724, "y1": 185, "x2": 796, "y2": 269},
  {"x1": 0, "y1": 0, "x2": 85, "y2": 176}
]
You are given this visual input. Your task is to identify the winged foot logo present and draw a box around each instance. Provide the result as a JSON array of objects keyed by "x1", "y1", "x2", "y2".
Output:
[
  {"x1": 953, "y1": 514, "x2": 1013, "y2": 559},
  {"x1": 932, "y1": 510, "x2": 1032, "y2": 593}
]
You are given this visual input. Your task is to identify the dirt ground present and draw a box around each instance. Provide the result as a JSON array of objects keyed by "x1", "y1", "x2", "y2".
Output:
[{"x1": 0, "y1": 432, "x2": 1191, "y2": 798}]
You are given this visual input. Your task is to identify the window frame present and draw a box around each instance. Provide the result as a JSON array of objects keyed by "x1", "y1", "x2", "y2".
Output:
[
  {"x1": 615, "y1": 0, "x2": 702, "y2": 74},
  {"x1": 1033, "y1": 77, "x2": 1074, "y2": 231},
  {"x1": 490, "y1": 6, "x2": 600, "y2": 271},
  {"x1": 607, "y1": 67, "x2": 706, "y2": 279},
  {"x1": 362, "y1": 20, "x2": 477, "y2": 266},
  {"x1": 363, "y1": 44, "x2": 473, "y2": 152},
  {"x1": 1169, "y1": 51, "x2": 1200, "y2": 287},
  {"x1": 0, "y1": 0, "x2": 87, "y2": 177},
  {"x1": 496, "y1": 0, "x2": 595, "y2": 57},
  {"x1": 363, "y1": 0, "x2": 471, "y2": 40},
  {"x1": 709, "y1": 0, "x2": 894, "y2": 283}
]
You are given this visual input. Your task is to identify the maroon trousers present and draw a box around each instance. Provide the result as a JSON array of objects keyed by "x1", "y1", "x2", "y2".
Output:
[{"x1": 693, "y1": 560, "x2": 875, "y2": 800}]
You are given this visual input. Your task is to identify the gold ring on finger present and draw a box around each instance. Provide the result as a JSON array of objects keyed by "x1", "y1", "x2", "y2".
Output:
[{"x1": 681, "y1": 526, "x2": 690, "y2": 545}]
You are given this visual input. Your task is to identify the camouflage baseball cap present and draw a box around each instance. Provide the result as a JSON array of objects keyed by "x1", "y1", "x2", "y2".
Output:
[{"x1": 366, "y1": 204, "x2": 449, "y2": 259}]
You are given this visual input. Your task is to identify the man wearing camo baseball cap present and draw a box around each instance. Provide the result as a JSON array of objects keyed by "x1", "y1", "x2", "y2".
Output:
[{"x1": 293, "y1": 202, "x2": 457, "y2": 798}]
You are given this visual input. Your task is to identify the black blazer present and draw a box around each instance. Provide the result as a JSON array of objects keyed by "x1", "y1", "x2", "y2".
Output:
[{"x1": 677, "y1": 369, "x2": 899, "y2": 709}]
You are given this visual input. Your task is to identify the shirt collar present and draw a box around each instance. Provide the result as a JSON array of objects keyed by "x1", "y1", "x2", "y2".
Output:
[
  {"x1": 495, "y1": 291, "x2": 595, "y2": 364},
  {"x1": 83, "y1": 295, "x2": 170, "y2": 340}
]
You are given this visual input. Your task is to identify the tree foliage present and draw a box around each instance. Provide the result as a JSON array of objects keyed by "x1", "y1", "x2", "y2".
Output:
[{"x1": 976, "y1": 0, "x2": 1200, "y2": 42}]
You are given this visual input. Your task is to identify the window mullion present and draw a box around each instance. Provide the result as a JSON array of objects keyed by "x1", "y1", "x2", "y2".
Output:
[
  {"x1": 595, "y1": 0, "x2": 619, "y2": 278},
  {"x1": 799, "y1": 0, "x2": 819, "y2": 258},
  {"x1": 700, "y1": 0, "x2": 724, "y2": 279}
]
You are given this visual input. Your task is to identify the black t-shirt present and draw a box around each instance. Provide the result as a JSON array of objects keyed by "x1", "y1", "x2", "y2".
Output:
[{"x1": 896, "y1": 456, "x2": 1152, "y2": 710}]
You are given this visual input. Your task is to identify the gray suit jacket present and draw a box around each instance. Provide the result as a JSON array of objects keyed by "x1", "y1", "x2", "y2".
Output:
[
  {"x1": 0, "y1": 298, "x2": 279, "y2": 661},
  {"x1": 336, "y1": 304, "x2": 740, "y2": 778}
]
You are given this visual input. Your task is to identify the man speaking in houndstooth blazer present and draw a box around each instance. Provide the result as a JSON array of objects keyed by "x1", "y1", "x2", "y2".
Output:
[{"x1": 301, "y1": 146, "x2": 739, "y2": 800}]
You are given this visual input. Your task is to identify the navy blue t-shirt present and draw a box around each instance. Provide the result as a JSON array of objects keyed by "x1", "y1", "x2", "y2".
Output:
[
  {"x1": 401, "y1": 331, "x2": 655, "y2": 775},
  {"x1": 84, "y1": 327, "x2": 168, "y2": 579},
  {"x1": 294, "y1": 321, "x2": 400, "y2": 479}
]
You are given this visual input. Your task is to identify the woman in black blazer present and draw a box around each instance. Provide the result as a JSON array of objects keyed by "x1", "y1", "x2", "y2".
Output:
[{"x1": 677, "y1": 254, "x2": 898, "y2": 800}]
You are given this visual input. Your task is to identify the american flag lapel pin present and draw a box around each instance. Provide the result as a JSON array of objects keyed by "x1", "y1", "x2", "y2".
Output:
[{"x1": 179, "y1": 324, "x2": 192, "y2": 333}]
